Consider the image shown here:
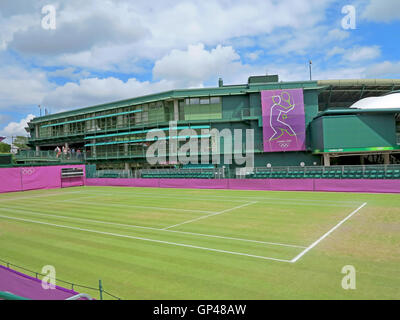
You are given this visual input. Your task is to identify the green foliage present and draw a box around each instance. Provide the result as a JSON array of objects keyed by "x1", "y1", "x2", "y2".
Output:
[
  {"x1": 0, "y1": 142, "x2": 11, "y2": 153},
  {"x1": 13, "y1": 136, "x2": 29, "y2": 150}
]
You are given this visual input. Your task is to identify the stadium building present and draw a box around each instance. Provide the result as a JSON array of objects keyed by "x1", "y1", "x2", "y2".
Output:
[{"x1": 19, "y1": 75, "x2": 400, "y2": 175}]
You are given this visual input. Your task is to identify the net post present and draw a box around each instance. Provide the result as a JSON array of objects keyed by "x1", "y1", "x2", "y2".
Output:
[{"x1": 99, "y1": 279, "x2": 103, "y2": 300}]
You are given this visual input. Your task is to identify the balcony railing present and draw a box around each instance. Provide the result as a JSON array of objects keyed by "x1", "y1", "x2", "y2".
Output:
[
  {"x1": 87, "y1": 164, "x2": 400, "y2": 180},
  {"x1": 15, "y1": 150, "x2": 86, "y2": 163}
]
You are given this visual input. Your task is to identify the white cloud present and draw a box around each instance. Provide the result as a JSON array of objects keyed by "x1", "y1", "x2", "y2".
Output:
[
  {"x1": 42, "y1": 77, "x2": 176, "y2": 110},
  {"x1": 1, "y1": 0, "x2": 335, "y2": 70},
  {"x1": 9, "y1": 9, "x2": 149, "y2": 55},
  {"x1": 47, "y1": 67, "x2": 90, "y2": 80},
  {"x1": 153, "y1": 43, "x2": 255, "y2": 87},
  {"x1": 0, "y1": 114, "x2": 34, "y2": 138},
  {"x1": 326, "y1": 46, "x2": 346, "y2": 58},
  {"x1": 245, "y1": 50, "x2": 263, "y2": 61},
  {"x1": 0, "y1": 66, "x2": 53, "y2": 109},
  {"x1": 343, "y1": 46, "x2": 381, "y2": 62},
  {"x1": 365, "y1": 61, "x2": 400, "y2": 78},
  {"x1": 257, "y1": 26, "x2": 349, "y2": 57},
  {"x1": 362, "y1": 0, "x2": 400, "y2": 22},
  {"x1": 326, "y1": 45, "x2": 381, "y2": 62}
]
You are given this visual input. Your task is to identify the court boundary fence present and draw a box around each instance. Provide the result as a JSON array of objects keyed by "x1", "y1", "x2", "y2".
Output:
[{"x1": 0, "y1": 259, "x2": 121, "y2": 300}]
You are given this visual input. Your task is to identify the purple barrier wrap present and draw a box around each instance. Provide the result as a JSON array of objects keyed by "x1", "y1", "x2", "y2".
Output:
[
  {"x1": 0, "y1": 265, "x2": 83, "y2": 300},
  {"x1": 21, "y1": 166, "x2": 60, "y2": 191},
  {"x1": 269, "y1": 179, "x2": 314, "y2": 191},
  {"x1": 61, "y1": 177, "x2": 85, "y2": 188},
  {"x1": 0, "y1": 165, "x2": 86, "y2": 194},
  {"x1": 85, "y1": 178, "x2": 160, "y2": 188},
  {"x1": 85, "y1": 178, "x2": 400, "y2": 193},
  {"x1": 315, "y1": 179, "x2": 400, "y2": 193},
  {"x1": 228, "y1": 179, "x2": 270, "y2": 190},
  {"x1": 0, "y1": 167, "x2": 22, "y2": 193},
  {"x1": 228, "y1": 179, "x2": 314, "y2": 191}
]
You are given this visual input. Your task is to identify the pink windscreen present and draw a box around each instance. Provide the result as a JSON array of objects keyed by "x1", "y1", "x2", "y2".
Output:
[
  {"x1": 0, "y1": 265, "x2": 84, "y2": 300},
  {"x1": 0, "y1": 165, "x2": 85, "y2": 194},
  {"x1": 85, "y1": 177, "x2": 400, "y2": 193}
]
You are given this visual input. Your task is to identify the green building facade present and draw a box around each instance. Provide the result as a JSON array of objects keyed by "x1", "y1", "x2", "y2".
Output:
[{"x1": 24, "y1": 76, "x2": 400, "y2": 170}]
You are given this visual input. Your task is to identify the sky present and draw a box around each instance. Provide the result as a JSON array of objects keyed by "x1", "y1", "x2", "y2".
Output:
[{"x1": 0, "y1": 0, "x2": 399, "y2": 143}]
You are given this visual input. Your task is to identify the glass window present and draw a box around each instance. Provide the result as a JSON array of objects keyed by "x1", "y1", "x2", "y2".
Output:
[
  {"x1": 200, "y1": 98, "x2": 210, "y2": 105},
  {"x1": 210, "y1": 97, "x2": 221, "y2": 104},
  {"x1": 190, "y1": 98, "x2": 200, "y2": 105}
]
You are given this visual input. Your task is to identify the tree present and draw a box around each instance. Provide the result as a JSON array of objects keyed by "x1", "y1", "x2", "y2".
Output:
[
  {"x1": 13, "y1": 136, "x2": 29, "y2": 150},
  {"x1": 0, "y1": 142, "x2": 11, "y2": 153}
]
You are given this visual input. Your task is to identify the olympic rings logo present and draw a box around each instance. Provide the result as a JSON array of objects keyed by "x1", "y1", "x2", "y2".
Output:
[
  {"x1": 279, "y1": 143, "x2": 290, "y2": 148},
  {"x1": 22, "y1": 168, "x2": 35, "y2": 176}
]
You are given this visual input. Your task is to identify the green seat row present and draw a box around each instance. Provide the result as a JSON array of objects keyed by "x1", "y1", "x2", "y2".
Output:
[{"x1": 142, "y1": 172, "x2": 214, "y2": 179}]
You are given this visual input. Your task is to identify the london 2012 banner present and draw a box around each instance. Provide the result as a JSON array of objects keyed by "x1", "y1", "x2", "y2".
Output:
[{"x1": 261, "y1": 89, "x2": 306, "y2": 152}]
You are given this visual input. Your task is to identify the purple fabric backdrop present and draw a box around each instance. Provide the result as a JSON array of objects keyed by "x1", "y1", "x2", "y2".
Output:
[
  {"x1": 0, "y1": 167, "x2": 22, "y2": 193},
  {"x1": 261, "y1": 89, "x2": 306, "y2": 152},
  {"x1": 85, "y1": 178, "x2": 400, "y2": 193},
  {"x1": 0, "y1": 165, "x2": 85, "y2": 194},
  {"x1": 0, "y1": 265, "x2": 83, "y2": 300},
  {"x1": 86, "y1": 178, "x2": 160, "y2": 188},
  {"x1": 315, "y1": 179, "x2": 400, "y2": 193},
  {"x1": 159, "y1": 178, "x2": 229, "y2": 189},
  {"x1": 269, "y1": 178, "x2": 314, "y2": 191}
]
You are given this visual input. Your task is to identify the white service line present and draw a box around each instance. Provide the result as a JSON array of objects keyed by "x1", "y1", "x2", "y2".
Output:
[
  {"x1": 62, "y1": 199, "x2": 216, "y2": 214},
  {"x1": 84, "y1": 191, "x2": 248, "y2": 203},
  {"x1": 58, "y1": 195, "x2": 100, "y2": 202},
  {"x1": 163, "y1": 201, "x2": 258, "y2": 230},
  {"x1": 0, "y1": 214, "x2": 292, "y2": 263},
  {"x1": 290, "y1": 202, "x2": 368, "y2": 263},
  {"x1": 0, "y1": 205, "x2": 305, "y2": 249},
  {"x1": 83, "y1": 190, "x2": 360, "y2": 207},
  {"x1": 0, "y1": 191, "x2": 82, "y2": 202},
  {"x1": 24, "y1": 194, "x2": 216, "y2": 214}
]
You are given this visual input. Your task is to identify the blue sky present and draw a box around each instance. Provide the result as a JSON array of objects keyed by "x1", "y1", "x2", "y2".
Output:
[{"x1": 0, "y1": 0, "x2": 399, "y2": 142}]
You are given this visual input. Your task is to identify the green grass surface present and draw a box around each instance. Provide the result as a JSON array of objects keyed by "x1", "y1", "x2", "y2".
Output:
[{"x1": 0, "y1": 186, "x2": 399, "y2": 299}]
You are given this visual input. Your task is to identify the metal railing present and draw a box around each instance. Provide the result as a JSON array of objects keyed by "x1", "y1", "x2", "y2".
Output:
[
  {"x1": 87, "y1": 164, "x2": 400, "y2": 180},
  {"x1": 92, "y1": 169, "x2": 134, "y2": 179},
  {"x1": 238, "y1": 164, "x2": 400, "y2": 179},
  {"x1": 140, "y1": 167, "x2": 225, "y2": 179},
  {"x1": 15, "y1": 150, "x2": 86, "y2": 163},
  {"x1": 0, "y1": 259, "x2": 121, "y2": 300}
]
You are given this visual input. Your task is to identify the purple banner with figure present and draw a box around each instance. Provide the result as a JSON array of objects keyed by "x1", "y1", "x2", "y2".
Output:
[{"x1": 261, "y1": 89, "x2": 306, "y2": 152}]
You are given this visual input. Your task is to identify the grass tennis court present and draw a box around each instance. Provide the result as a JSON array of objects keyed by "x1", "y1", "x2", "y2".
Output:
[{"x1": 0, "y1": 186, "x2": 399, "y2": 299}]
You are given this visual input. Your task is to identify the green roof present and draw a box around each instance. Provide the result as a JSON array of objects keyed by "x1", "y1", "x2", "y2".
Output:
[
  {"x1": 315, "y1": 108, "x2": 400, "y2": 118},
  {"x1": 29, "y1": 80, "x2": 320, "y2": 124}
]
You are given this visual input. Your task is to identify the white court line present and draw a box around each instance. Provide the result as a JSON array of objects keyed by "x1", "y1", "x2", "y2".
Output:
[
  {"x1": 0, "y1": 191, "x2": 81, "y2": 202},
  {"x1": 290, "y1": 202, "x2": 368, "y2": 263},
  {"x1": 0, "y1": 205, "x2": 305, "y2": 249},
  {"x1": 63, "y1": 199, "x2": 216, "y2": 214},
  {"x1": 21, "y1": 194, "x2": 216, "y2": 214},
  {"x1": 83, "y1": 190, "x2": 359, "y2": 207},
  {"x1": 0, "y1": 214, "x2": 293, "y2": 263},
  {"x1": 163, "y1": 201, "x2": 258, "y2": 230},
  {"x1": 84, "y1": 187, "x2": 362, "y2": 203},
  {"x1": 58, "y1": 195, "x2": 100, "y2": 203}
]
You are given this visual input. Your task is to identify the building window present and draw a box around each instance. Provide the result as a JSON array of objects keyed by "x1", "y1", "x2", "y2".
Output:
[
  {"x1": 210, "y1": 97, "x2": 221, "y2": 104},
  {"x1": 200, "y1": 98, "x2": 210, "y2": 105}
]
